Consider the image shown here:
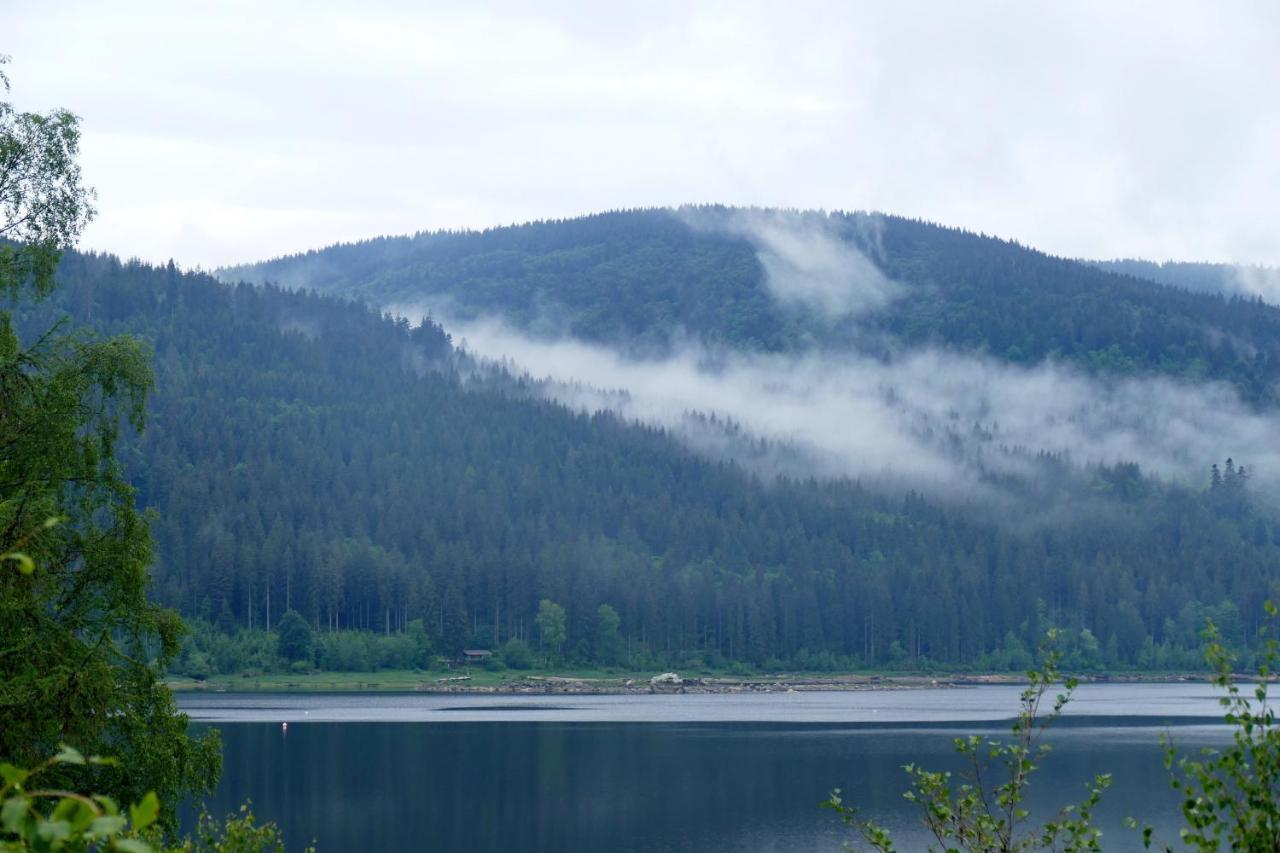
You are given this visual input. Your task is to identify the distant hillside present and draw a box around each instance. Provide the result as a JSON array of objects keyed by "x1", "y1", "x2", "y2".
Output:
[
  {"x1": 8, "y1": 250, "x2": 1277, "y2": 672},
  {"x1": 1091, "y1": 259, "x2": 1280, "y2": 306},
  {"x1": 223, "y1": 207, "x2": 1280, "y2": 404}
]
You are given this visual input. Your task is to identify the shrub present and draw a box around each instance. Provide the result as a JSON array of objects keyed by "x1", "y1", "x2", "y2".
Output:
[
  {"x1": 186, "y1": 652, "x2": 213, "y2": 682},
  {"x1": 828, "y1": 606, "x2": 1280, "y2": 852},
  {"x1": 0, "y1": 745, "x2": 303, "y2": 852},
  {"x1": 1132, "y1": 601, "x2": 1280, "y2": 850},
  {"x1": 500, "y1": 638, "x2": 534, "y2": 670},
  {"x1": 825, "y1": 638, "x2": 1108, "y2": 851},
  {"x1": 275, "y1": 611, "x2": 313, "y2": 664}
]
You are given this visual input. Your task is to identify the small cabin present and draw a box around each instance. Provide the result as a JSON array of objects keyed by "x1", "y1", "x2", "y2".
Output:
[{"x1": 461, "y1": 649, "x2": 493, "y2": 664}]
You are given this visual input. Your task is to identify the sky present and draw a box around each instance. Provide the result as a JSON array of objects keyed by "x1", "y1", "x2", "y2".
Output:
[{"x1": 5, "y1": 0, "x2": 1279, "y2": 269}]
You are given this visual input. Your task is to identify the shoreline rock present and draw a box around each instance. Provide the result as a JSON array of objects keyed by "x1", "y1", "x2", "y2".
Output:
[{"x1": 169, "y1": 671, "x2": 1231, "y2": 695}]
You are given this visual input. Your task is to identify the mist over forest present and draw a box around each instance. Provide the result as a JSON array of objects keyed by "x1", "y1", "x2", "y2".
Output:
[
  {"x1": 16, "y1": 206, "x2": 1271, "y2": 674},
  {"x1": 230, "y1": 207, "x2": 1280, "y2": 508},
  {"x1": 11, "y1": 6, "x2": 1280, "y2": 849}
]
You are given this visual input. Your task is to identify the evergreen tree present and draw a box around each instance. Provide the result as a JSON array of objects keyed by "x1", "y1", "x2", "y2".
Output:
[{"x1": 18, "y1": 219, "x2": 1280, "y2": 676}]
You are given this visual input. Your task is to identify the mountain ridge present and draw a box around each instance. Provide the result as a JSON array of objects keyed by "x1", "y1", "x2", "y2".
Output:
[
  {"x1": 7, "y1": 246, "x2": 1275, "y2": 673},
  {"x1": 219, "y1": 207, "x2": 1280, "y2": 405}
]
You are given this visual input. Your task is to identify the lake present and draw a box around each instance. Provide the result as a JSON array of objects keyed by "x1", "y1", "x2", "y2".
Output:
[{"x1": 180, "y1": 684, "x2": 1231, "y2": 851}]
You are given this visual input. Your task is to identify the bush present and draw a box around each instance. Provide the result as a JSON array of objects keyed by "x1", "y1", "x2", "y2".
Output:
[
  {"x1": 500, "y1": 638, "x2": 534, "y2": 670},
  {"x1": 0, "y1": 745, "x2": 305, "y2": 852},
  {"x1": 828, "y1": 607, "x2": 1280, "y2": 851},
  {"x1": 825, "y1": 640, "x2": 1108, "y2": 851},
  {"x1": 186, "y1": 652, "x2": 213, "y2": 681},
  {"x1": 406, "y1": 619, "x2": 433, "y2": 669},
  {"x1": 374, "y1": 632, "x2": 415, "y2": 669},
  {"x1": 1135, "y1": 603, "x2": 1280, "y2": 850},
  {"x1": 212, "y1": 636, "x2": 242, "y2": 675},
  {"x1": 316, "y1": 632, "x2": 372, "y2": 671},
  {"x1": 275, "y1": 611, "x2": 313, "y2": 664}
]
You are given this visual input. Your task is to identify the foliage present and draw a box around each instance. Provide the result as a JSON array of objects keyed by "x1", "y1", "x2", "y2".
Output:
[
  {"x1": 166, "y1": 805, "x2": 299, "y2": 853},
  {"x1": 0, "y1": 60, "x2": 218, "y2": 825},
  {"x1": 594, "y1": 603, "x2": 624, "y2": 667},
  {"x1": 0, "y1": 56, "x2": 95, "y2": 299},
  {"x1": 175, "y1": 621, "x2": 441, "y2": 677},
  {"x1": 1133, "y1": 601, "x2": 1280, "y2": 851},
  {"x1": 0, "y1": 747, "x2": 295, "y2": 853},
  {"x1": 225, "y1": 207, "x2": 1280, "y2": 403},
  {"x1": 15, "y1": 251, "x2": 1280, "y2": 673},
  {"x1": 405, "y1": 619, "x2": 433, "y2": 669},
  {"x1": 1, "y1": 745, "x2": 157, "y2": 852},
  {"x1": 535, "y1": 599, "x2": 567, "y2": 662},
  {"x1": 499, "y1": 638, "x2": 534, "y2": 670},
  {"x1": 824, "y1": 640, "x2": 1109, "y2": 851},
  {"x1": 274, "y1": 611, "x2": 312, "y2": 664},
  {"x1": 829, "y1": 605, "x2": 1280, "y2": 851}
]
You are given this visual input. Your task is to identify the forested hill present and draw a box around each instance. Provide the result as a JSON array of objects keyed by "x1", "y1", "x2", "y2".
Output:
[
  {"x1": 223, "y1": 208, "x2": 1280, "y2": 404},
  {"x1": 1091, "y1": 258, "x2": 1280, "y2": 306},
  {"x1": 11, "y1": 250, "x2": 1280, "y2": 671}
]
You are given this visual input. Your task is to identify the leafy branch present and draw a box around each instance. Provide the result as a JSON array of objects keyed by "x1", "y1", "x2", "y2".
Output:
[{"x1": 825, "y1": 635, "x2": 1109, "y2": 852}]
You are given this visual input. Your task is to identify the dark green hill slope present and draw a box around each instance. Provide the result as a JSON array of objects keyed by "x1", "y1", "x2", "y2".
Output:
[
  {"x1": 10, "y1": 251, "x2": 1278, "y2": 670},
  {"x1": 1092, "y1": 258, "x2": 1280, "y2": 305},
  {"x1": 224, "y1": 208, "x2": 1280, "y2": 404}
]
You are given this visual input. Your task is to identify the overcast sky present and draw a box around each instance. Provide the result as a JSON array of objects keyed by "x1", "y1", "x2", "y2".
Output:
[{"x1": 6, "y1": 1, "x2": 1279, "y2": 268}]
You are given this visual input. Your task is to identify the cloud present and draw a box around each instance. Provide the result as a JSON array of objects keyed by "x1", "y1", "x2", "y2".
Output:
[
  {"x1": 1235, "y1": 266, "x2": 1280, "y2": 305},
  {"x1": 683, "y1": 208, "x2": 898, "y2": 320},
  {"x1": 6, "y1": 1, "x2": 1280, "y2": 268},
  {"x1": 438, "y1": 315, "x2": 1280, "y2": 507},
  {"x1": 380, "y1": 208, "x2": 1280, "y2": 509}
]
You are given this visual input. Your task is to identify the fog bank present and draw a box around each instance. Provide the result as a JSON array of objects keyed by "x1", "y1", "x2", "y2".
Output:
[{"x1": 439, "y1": 316, "x2": 1279, "y2": 505}]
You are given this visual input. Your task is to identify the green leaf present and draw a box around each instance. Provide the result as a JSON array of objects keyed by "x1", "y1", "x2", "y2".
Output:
[
  {"x1": 2, "y1": 550, "x2": 34, "y2": 574},
  {"x1": 37, "y1": 818, "x2": 72, "y2": 843},
  {"x1": 54, "y1": 744, "x2": 85, "y2": 765},
  {"x1": 89, "y1": 755, "x2": 120, "y2": 767},
  {"x1": 87, "y1": 814, "x2": 127, "y2": 838},
  {"x1": 0, "y1": 763, "x2": 29, "y2": 786},
  {"x1": 113, "y1": 839, "x2": 155, "y2": 853},
  {"x1": 2, "y1": 796, "x2": 30, "y2": 833},
  {"x1": 129, "y1": 791, "x2": 159, "y2": 831},
  {"x1": 50, "y1": 796, "x2": 84, "y2": 822}
]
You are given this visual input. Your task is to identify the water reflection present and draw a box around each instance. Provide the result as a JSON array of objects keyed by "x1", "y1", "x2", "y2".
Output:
[{"x1": 196, "y1": 720, "x2": 1226, "y2": 852}]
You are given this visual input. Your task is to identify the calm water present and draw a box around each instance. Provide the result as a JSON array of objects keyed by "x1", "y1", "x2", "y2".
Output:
[{"x1": 180, "y1": 685, "x2": 1231, "y2": 851}]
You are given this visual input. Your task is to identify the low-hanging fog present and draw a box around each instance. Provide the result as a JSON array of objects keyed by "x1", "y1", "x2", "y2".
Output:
[
  {"x1": 446, "y1": 320, "x2": 1277, "y2": 500},
  {"x1": 397, "y1": 212, "x2": 1280, "y2": 507}
]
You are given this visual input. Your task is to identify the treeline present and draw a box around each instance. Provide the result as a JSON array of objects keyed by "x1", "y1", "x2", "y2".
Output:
[
  {"x1": 173, "y1": 596, "x2": 1255, "y2": 677},
  {"x1": 1091, "y1": 258, "x2": 1279, "y2": 303},
  {"x1": 225, "y1": 207, "x2": 1280, "y2": 404},
  {"x1": 15, "y1": 251, "x2": 1280, "y2": 672}
]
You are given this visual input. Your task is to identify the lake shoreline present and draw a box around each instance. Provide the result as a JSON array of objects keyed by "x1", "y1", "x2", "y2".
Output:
[{"x1": 167, "y1": 670, "x2": 1223, "y2": 695}]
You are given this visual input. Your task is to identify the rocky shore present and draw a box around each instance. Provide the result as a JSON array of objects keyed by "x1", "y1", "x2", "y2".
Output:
[
  {"x1": 170, "y1": 669, "x2": 1224, "y2": 694},
  {"x1": 416, "y1": 671, "x2": 1212, "y2": 695}
]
